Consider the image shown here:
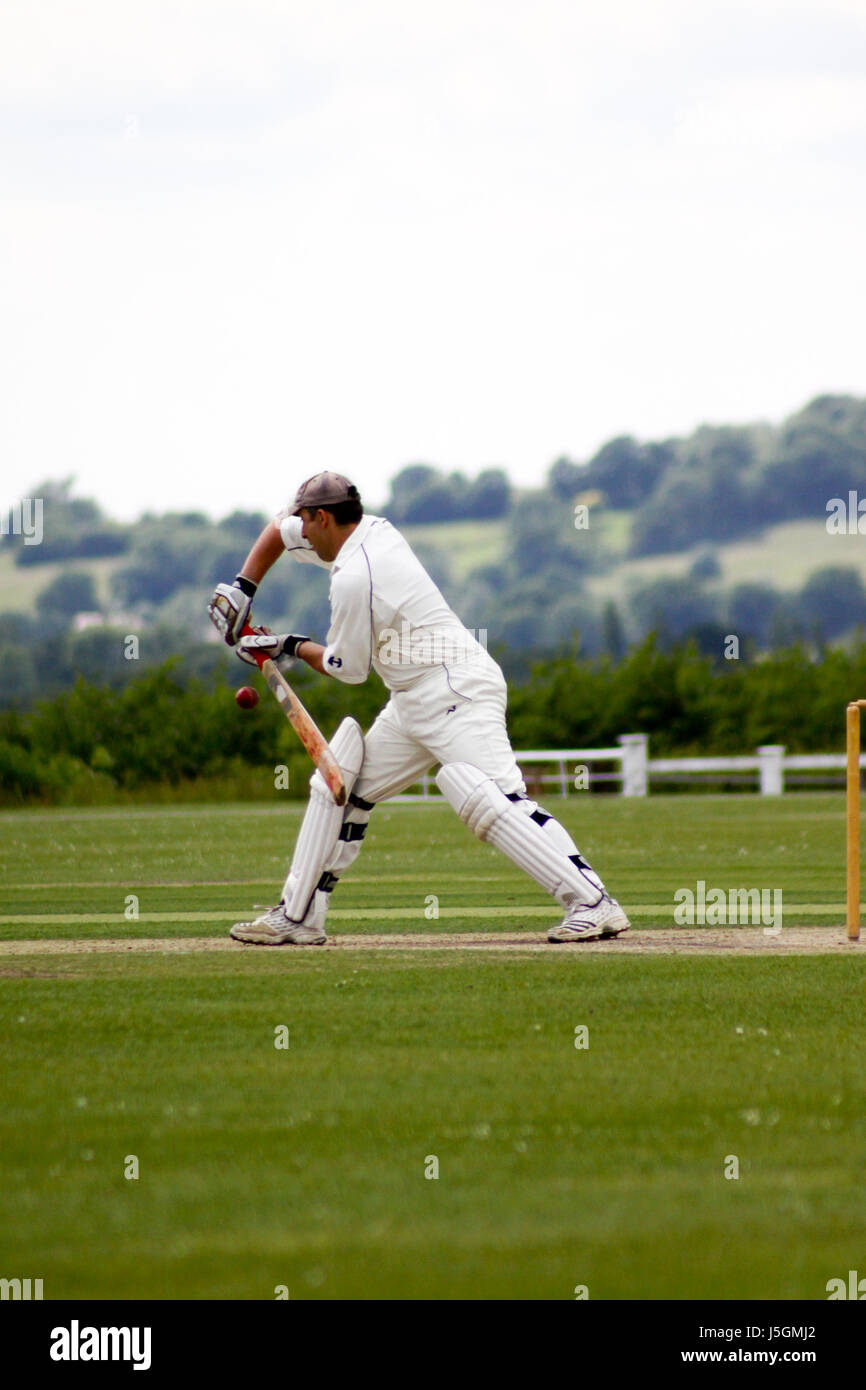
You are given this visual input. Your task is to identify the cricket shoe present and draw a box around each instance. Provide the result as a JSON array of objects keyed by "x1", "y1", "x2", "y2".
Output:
[
  {"x1": 548, "y1": 895, "x2": 630, "y2": 943},
  {"x1": 230, "y1": 903, "x2": 326, "y2": 946}
]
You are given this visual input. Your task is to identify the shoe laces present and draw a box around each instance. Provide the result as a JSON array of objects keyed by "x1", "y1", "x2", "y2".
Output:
[{"x1": 261, "y1": 903, "x2": 289, "y2": 927}]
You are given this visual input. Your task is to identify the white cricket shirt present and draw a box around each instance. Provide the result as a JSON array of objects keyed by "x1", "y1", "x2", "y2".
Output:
[{"x1": 276, "y1": 512, "x2": 488, "y2": 691}]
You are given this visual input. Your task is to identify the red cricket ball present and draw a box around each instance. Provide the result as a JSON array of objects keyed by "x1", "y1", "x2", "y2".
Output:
[{"x1": 235, "y1": 686, "x2": 259, "y2": 710}]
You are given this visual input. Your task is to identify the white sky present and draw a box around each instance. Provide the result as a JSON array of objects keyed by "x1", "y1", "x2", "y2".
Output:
[{"x1": 2, "y1": 0, "x2": 865, "y2": 520}]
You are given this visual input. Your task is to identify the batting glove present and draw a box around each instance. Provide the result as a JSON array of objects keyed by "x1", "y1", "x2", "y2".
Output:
[
  {"x1": 208, "y1": 576, "x2": 257, "y2": 646},
  {"x1": 236, "y1": 631, "x2": 312, "y2": 668}
]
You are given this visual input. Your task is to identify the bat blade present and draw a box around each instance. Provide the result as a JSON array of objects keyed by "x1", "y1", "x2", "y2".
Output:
[
  {"x1": 261, "y1": 658, "x2": 346, "y2": 806},
  {"x1": 240, "y1": 624, "x2": 346, "y2": 806}
]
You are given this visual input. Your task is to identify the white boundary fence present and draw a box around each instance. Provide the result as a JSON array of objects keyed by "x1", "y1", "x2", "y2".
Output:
[
  {"x1": 647, "y1": 746, "x2": 864, "y2": 795},
  {"x1": 404, "y1": 734, "x2": 648, "y2": 799},
  {"x1": 398, "y1": 735, "x2": 860, "y2": 798}
]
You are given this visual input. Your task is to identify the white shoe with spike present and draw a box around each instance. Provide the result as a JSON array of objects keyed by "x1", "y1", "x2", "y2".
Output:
[
  {"x1": 548, "y1": 896, "x2": 630, "y2": 943},
  {"x1": 230, "y1": 903, "x2": 326, "y2": 946}
]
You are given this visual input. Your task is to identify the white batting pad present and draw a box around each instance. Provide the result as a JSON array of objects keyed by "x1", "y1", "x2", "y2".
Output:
[
  {"x1": 436, "y1": 762, "x2": 604, "y2": 908},
  {"x1": 282, "y1": 717, "x2": 365, "y2": 921}
]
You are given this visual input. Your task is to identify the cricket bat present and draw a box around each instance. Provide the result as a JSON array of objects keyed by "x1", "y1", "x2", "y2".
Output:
[{"x1": 240, "y1": 623, "x2": 346, "y2": 806}]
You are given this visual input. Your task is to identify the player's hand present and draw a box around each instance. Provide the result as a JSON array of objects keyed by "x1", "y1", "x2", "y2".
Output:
[
  {"x1": 208, "y1": 577, "x2": 257, "y2": 645},
  {"x1": 236, "y1": 631, "x2": 312, "y2": 668}
]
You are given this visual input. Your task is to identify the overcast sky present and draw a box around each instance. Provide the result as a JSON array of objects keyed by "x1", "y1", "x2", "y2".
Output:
[{"x1": 2, "y1": 0, "x2": 865, "y2": 520}]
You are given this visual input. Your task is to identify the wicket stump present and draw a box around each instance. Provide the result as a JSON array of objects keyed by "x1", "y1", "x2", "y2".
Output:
[{"x1": 846, "y1": 701, "x2": 866, "y2": 940}]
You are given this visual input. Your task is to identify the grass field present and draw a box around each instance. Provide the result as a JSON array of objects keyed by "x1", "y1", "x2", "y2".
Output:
[{"x1": 1, "y1": 794, "x2": 864, "y2": 1300}]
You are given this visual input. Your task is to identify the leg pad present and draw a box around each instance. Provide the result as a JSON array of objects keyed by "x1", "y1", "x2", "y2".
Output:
[{"x1": 436, "y1": 762, "x2": 604, "y2": 908}]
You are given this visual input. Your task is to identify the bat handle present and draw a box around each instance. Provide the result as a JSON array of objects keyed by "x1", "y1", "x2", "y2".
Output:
[{"x1": 239, "y1": 621, "x2": 269, "y2": 671}]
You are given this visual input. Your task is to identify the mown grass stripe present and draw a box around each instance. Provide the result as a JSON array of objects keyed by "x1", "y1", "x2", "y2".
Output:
[
  {"x1": 1, "y1": 874, "x2": 504, "y2": 890},
  {"x1": 0, "y1": 903, "x2": 846, "y2": 925},
  {"x1": 0, "y1": 907, "x2": 553, "y2": 925}
]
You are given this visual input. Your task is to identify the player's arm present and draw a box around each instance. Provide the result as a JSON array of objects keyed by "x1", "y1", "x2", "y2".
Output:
[
  {"x1": 236, "y1": 572, "x2": 371, "y2": 681},
  {"x1": 317, "y1": 570, "x2": 373, "y2": 683},
  {"x1": 237, "y1": 519, "x2": 286, "y2": 585},
  {"x1": 236, "y1": 636, "x2": 345, "y2": 678},
  {"x1": 208, "y1": 519, "x2": 286, "y2": 646},
  {"x1": 294, "y1": 640, "x2": 327, "y2": 675}
]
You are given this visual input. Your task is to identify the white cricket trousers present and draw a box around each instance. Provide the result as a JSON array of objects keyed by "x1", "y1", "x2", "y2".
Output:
[{"x1": 354, "y1": 654, "x2": 525, "y2": 803}]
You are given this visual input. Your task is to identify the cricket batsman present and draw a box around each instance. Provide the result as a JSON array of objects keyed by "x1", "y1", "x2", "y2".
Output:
[{"x1": 208, "y1": 472, "x2": 629, "y2": 945}]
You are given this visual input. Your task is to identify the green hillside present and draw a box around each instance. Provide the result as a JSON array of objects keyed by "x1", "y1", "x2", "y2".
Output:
[
  {"x1": 4, "y1": 512, "x2": 865, "y2": 622},
  {"x1": 585, "y1": 517, "x2": 866, "y2": 607},
  {"x1": 400, "y1": 518, "x2": 508, "y2": 582},
  {"x1": 0, "y1": 550, "x2": 125, "y2": 616},
  {"x1": 4, "y1": 394, "x2": 866, "y2": 706}
]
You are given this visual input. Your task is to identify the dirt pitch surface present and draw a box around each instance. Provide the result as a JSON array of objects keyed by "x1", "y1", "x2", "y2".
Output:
[{"x1": 0, "y1": 927, "x2": 860, "y2": 956}]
